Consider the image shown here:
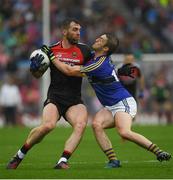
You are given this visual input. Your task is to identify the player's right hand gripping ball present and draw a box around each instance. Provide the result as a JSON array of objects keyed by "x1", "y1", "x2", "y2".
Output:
[
  {"x1": 30, "y1": 49, "x2": 50, "y2": 69},
  {"x1": 29, "y1": 49, "x2": 50, "y2": 78}
]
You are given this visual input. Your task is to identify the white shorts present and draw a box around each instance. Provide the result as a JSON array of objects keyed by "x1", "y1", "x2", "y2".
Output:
[{"x1": 105, "y1": 97, "x2": 137, "y2": 118}]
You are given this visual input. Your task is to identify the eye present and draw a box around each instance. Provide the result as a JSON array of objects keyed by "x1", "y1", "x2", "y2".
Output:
[{"x1": 73, "y1": 27, "x2": 80, "y2": 32}]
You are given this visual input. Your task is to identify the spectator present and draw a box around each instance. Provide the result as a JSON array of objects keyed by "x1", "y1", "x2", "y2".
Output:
[
  {"x1": 151, "y1": 73, "x2": 173, "y2": 124},
  {"x1": 0, "y1": 75, "x2": 22, "y2": 126}
]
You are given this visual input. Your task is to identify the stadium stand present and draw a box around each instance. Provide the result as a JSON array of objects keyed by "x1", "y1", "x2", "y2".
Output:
[{"x1": 0, "y1": 0, "x2": 173, "y2": 126}]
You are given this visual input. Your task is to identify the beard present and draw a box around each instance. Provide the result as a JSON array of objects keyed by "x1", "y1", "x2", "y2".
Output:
[{"x1": 66, "y1": 33, "x2": 79, "y2": 45}]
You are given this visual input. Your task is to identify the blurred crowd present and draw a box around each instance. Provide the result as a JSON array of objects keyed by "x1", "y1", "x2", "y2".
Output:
[
  {"x1": 0, "y1": 0, "x2": 173, "y2": 126},
  {"x1": 125, "y1": 0, "x2": 173, "y2": 52}
]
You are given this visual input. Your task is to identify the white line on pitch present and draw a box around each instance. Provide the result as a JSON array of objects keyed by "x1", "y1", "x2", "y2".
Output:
[{"x1": 0, "y1": 160, "x2": 159, "y2": 166}]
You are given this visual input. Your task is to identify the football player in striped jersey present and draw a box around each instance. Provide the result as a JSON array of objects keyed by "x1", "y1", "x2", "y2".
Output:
[{"x1": 7, "y1": 19, "x2": 92, "y2": 170}]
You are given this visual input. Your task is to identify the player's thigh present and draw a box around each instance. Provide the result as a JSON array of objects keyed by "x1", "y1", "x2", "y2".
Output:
[
  {"x1": 93, "y1": 108, "x2": 115, "y2": 129},
  {"x1": 41, "y1": 103, "x2": 60, "y2": 126},
  {"x1": 65, "y1": 104, "x2": 88, "y2": 127},
  {"x1": 114, "y1": 97, "x2": 137, "y2": 131},
  {"x1": 114, "y1": 111, "x2": 132, "y2": 131}
]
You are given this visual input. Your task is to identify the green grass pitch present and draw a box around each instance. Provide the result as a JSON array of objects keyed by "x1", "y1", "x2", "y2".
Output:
[{"x1": 0, "y1": 125, "x2": 173, "y2": 179}]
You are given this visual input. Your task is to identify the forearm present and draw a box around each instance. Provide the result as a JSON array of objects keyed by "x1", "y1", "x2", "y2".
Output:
[{"x1": 52, "y1": 59, "x2": 83, "y2": 77}]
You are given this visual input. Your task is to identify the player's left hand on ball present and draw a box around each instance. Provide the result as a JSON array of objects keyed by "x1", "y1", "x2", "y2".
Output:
[{"x1": 41, "y1": 45, "x2": 55, "y2": 62}]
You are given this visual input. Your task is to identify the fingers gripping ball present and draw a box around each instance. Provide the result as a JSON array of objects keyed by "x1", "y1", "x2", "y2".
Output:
[
  {"x1": 30, "y1": 49, "x2": 50, "y2": 67},
  {"x1": 30, "y1": 49, "x2": 50, "y2": 78}
]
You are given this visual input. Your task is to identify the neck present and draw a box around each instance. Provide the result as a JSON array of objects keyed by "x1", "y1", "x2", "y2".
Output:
[
  {"x1": 62, "y1": 38, "x2": 73, "y2": 49},
  {"x1": 94, "y1": 51, "x2": 106, "y2": 59}
]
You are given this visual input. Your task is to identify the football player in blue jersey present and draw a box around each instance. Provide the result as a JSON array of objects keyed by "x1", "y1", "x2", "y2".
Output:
[{"x1": 33, "y1": 33, "x2": 171, "y2": 168}]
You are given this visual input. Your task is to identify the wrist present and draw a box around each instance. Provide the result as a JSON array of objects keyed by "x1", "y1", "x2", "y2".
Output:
[
  {"x1": 49, "y1": 51, "x2": 55, "y2": 62},
  {"x1": 41, "y1": 45, "x2": 55, "y2": 62}
]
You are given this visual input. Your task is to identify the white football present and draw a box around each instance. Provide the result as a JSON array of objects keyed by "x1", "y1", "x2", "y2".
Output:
[{"x1": 30, "y1": 49, "x2": 50, "y2": 65}]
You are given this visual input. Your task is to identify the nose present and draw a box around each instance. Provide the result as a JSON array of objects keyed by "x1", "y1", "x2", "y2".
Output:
[
  {"x1": 77, "y1": 29, "x2": 80, "y2": 34},
  {"x1": 76, "y1": 31, "x2": 80, "y2": 37},
  {"x1": 96, "y1": 37, "x2": 100, "y2": 42},
  {"x1": 94, "y1": 39, "x2": 99, "y2": 44}
]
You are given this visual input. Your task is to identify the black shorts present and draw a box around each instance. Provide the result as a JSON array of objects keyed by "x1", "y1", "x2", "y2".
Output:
[{"x1": 43, "y1": 95, "x2": 84, "y2": 120}]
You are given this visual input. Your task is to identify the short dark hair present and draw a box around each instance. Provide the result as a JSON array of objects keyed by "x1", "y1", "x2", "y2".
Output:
[
  {"x1": 60, "y1": 18, "x2": 81, "y2": 30},
  {"x1": 105, "y1": 33, "x2": 119, "y2": 56}
]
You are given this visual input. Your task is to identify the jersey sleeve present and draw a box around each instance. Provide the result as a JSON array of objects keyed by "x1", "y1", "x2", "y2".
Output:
[{"x1": 80, "y1": 56, "x2": 106, "y2": 73}]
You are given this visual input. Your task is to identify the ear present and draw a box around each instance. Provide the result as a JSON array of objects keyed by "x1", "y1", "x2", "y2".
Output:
[
  {"x1": 62, "y1": 29, "x2": 67, "y2": 36},
  {"x1": 103, "y1": 46, "x2": 109, "y2": 53}
]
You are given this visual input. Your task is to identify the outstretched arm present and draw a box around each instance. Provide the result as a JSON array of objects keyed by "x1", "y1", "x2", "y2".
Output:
[
  {"x1": 52, "y1": 59, "x2": 84, "y2": 77},
  {"x1": 53, "y1": 55, "x2": 106, "y2": 76}
]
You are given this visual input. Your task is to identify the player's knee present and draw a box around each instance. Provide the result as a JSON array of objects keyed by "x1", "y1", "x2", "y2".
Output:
[
  {"x1": 118, "y1": 129, "x2": 131, "y2": 139},
  {"x1": 74, "y1": 121, "x2": 87, "y2": 133},
  {"x1": 41, "y1": 122, "x2": 56, "y2": 133},
  {"x1": 92, "y1": 119, "x2": 103, "y2": 131}
]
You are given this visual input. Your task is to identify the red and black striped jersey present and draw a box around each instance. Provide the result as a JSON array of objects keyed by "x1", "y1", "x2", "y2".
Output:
[{"x1": 48, "y1": 41, "x2": 92, "y2": 102}]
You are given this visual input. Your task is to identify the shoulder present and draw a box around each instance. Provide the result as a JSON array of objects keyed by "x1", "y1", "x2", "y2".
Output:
[
  {"x1": 76, "y1": 43, "x2": 93, "y2": 62},
  {"x1": 49, "y1": 41, "x2": 61, "y2": 48},
  {"x1": 76, "y1": 42, "x2": 91, "y2": 51},
  {"x1": 99, "y1": 55, "x2": 109, "y2": 62}
]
